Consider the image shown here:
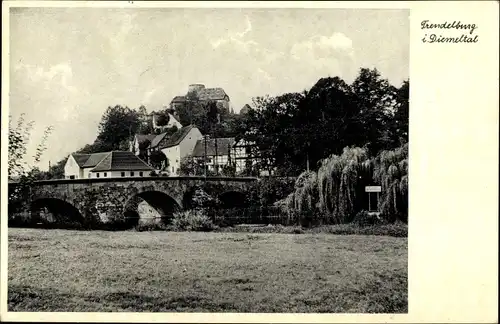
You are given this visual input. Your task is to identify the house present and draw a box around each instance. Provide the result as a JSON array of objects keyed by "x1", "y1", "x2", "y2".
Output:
[
  {"x1": 130, "y1": 134, "x2": 157, "y2": 157},
  {"x1": 64, "y1": 151, "x2": 153, "y2": 179},
  {"x1": 139, "y1": 110, "x2": 183, "y2": 130},
  {"x1": 232, "y1": 138, "x2": 276, "y2": 176},
  {"x1": 232, "y1": 138, "x2": 265, "y2": 174},
  {"x1": 64, "y1": 152, "x2": 109, "y2": 179},
  {"x1": 90, "y1": 151, "x2": 154, "y2": 178},
  {"x1": 191, "y1": 137, "x2": 236, "y2": 172},
  {"x1": 149, "y1": 111, "x2": 182, "y2": 129},
  {"x1": 158, "y1": 125, "x2": 203, "y2": 175},
  {"x1": 169, "y1": 84, "x2": 231, "y2": 113}
]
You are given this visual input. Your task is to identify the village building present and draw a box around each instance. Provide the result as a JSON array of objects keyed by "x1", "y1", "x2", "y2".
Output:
[
  {"x1": 130, "y1": 134, "x2": 157, "y2": 157},
  {"x1": 64, "y1": 151, "x2": 153, "y2": 179},
  {"x1": 90, "y1": 151, "x2": 154, "y2": 178},
  {"x1": 191, "y1": 137, "x2": 236, "y2": 172},
  {"x1": 139, "y1": 111, "x2": 182, "y2": 131},
  {"x1": 169, "y1": 84, "x2": 231, "y2": 112},
  {"x1": 158, "y1": 125, "x2": 203, "y2": 175},
  {"x1": 64, "y1": 152, "x2": 109, "y2": 179},
  {"x1": 189, "y1": 136, "x2": 273, "y2": 176}
]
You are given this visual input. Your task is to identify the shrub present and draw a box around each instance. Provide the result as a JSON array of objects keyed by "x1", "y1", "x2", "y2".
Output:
[
  {"x1": 171, "y1": 209, "x2": 217, "y2": 232},
  {"x1": 351, "y1": 210, "x2": 386, "y2": 227}
]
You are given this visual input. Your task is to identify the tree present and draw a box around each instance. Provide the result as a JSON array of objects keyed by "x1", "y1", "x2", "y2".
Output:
[
  {"x1": 155, "y1": 111, "x2": 170, "y2": 127},
  {"x1": 351, "y1": 68, "x2": 397, "y2": 156},
  {"x1": 296, "y1": 77, "x2": 359, "y2": 169},
  {"x1": 179, "y1": 156, "x2": 205, "y2": 176},
  {"x1": 150, "y1": 150, "x2": 168, "y2": 171},
  {"x1": 392, "y1": 80, "x2": 409, "y2": 145},
  {"x1": 245, "y1": 93, "x2": 307, "y2": 176},
  {"x1": 373, "y1": 144, "x2": 408, "y2": 222},
  {"x1": 45, "y1": 156, "x2": 68, "y2": 179},
  {"x1": 8, "y1": 114, "x2": 53, "y2": 213},
  {"x1": 8, "y1": 114, "x2": 53, "y2": 179},
  {"x1": 94, "y1": 105, "x2": 141, "y2": 152}
]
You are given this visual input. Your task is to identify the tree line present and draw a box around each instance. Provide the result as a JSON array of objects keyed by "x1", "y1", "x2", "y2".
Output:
[{"x1": 9, "y1": 67, "x2": 408, "y2": 180}]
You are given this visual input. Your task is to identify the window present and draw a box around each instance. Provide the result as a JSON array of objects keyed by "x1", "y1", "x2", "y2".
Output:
[
  {"x1": 130, "y1": 171, "x2": 135, "y2": 176},
  {"x1": 139, "y1": 171, "x2": 143, "y2": 177},
  {"x1": 171, "y1": 166, "x2": 174, "y2": 172},
  {"x1": 69, "y1": 175, "x2": 75, "y2": 180},
  {"x1": 97, "y1": 173, "x2": 100, "y2": 178},
  {"x1": 104, "y1": 172, "x2": 107, "y2": 177},
  {"x1": 121, "y1": 172, "x2": 125, "y2": 177}
]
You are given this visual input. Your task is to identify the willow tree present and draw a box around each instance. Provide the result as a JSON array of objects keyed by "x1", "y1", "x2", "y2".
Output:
[
  {"x1": 373, "y1": 144, "x2": 408, "y2": 222},
  {"x1": 317, "y1": 146, "x2": 372, "y2": 224},
  {"x1": 273, "y1": 171, "x2": 318, "y2": 225}
]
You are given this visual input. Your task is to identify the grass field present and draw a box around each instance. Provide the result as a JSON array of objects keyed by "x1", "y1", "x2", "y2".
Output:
[{"x1": 8, "y1": 228, "x2": 407, "y2": 313}]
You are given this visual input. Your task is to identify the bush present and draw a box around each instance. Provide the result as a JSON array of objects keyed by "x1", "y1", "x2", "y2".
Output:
[
  {"x1": 351, "y1": 210, "x2": 386, "y2": 226},
  {"x1": 171, "y1": 209, "x2": 217, "y2": 232}
]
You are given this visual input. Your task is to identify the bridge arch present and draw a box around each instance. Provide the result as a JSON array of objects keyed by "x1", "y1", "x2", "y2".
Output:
[
  {"x1": 123, "y1": 190, "x2": 182, "y2": 226},
  {"x1": 30, "y1": 198, "x2": 85, "y2": 228}
]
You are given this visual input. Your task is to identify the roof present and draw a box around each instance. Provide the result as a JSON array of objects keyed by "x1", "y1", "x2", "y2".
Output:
[
  {"x1": 171, "y1": 96, "x2": 186, "y2": 103},
  {"x1": 82, "y1": 152, "x2": 110, "y2": 168},
  {"x1": 161, "y1": 125, "x2": 195, "y2": 149},
  {"x1": 169, "y1": 88, "x2": 228, "y2": 104},
  {"x1": 240, "y1": 104, "x2": 251, "y2": 114},
  {"x1": 71, "y1": 153, "x2": 91, "y2": 167},
  {"x1": 192, "y1": 137, "x2": 236, "y2": 157},
  {"x1": 167, "y1": 113, "x2": 182, "y2": 127},
  {"x1": 135, "y1": 134, "x2": 156, "y2": 145},
  {"x1": 91, "y1": 151, "x2": 154, "y2": 172},
  {"x1": 198, "y1": 88, "x2": 228, "y2": 101},
  {"x1": 150, "y1": 132, "x2": 169, "y2": 148}
]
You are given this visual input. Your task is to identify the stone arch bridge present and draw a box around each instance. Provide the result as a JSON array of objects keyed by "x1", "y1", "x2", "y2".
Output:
[{"x1": 8, "y1": 176, "x2": 258, "y2": 228}]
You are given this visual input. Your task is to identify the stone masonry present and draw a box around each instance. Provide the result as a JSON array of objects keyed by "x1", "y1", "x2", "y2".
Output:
[{"x1": 9, "y1": 176, "x2": 256, "y2": 226}]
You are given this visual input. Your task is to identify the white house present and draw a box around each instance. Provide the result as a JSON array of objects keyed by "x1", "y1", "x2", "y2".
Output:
[
  {"x1": 159, "y1": 125, "x2": 203, "y2": 175},
  {"x1": 64, "y1": 151, "x2": 153, "y2": 179},
  {"x1": 90, "y1": 151, "x2": 154, "y2": 178},
  {"x1": 161, "y1": 112, "x2": 183, "y2": 129},
  {"x1": 141, "y1": 111, "x2": 183, "y2": 130},
  {"x1": 64, "y1": 152, "x2": 109, "y2": 179}
]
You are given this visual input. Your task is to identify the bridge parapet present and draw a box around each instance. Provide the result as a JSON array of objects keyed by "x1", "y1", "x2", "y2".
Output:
[{"x1": 8, "y1": 176, "x2": 258, "y2": 229}]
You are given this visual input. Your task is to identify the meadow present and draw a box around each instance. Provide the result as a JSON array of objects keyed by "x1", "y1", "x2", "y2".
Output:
[{"x1": 8, "y1": 228, "x2": 407, "y2": 313}]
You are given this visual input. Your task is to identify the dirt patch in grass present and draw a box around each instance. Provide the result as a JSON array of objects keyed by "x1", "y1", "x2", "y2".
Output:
[{"x1": 8, "y1": 228, "x2": 407, "y2": 313}]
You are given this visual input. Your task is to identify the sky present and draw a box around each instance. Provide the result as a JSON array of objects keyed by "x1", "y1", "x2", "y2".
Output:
[{"x1": 9, "y1": 7, "x2": 409, "y2": 170}]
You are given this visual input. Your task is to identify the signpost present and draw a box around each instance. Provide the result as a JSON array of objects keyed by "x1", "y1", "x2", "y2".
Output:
[{"x1": 365, "y1": 186, "x2": 381, "y2": 212}]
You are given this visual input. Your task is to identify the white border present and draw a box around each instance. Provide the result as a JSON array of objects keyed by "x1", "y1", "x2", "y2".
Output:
[{"x1": 2, "y1": 1, "x2": 498, "y2": 323}]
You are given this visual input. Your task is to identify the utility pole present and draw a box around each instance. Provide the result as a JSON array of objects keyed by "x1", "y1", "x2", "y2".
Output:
[
  {"x1": 306, "y1": 141, "x2": 310, "y2": 172},
  {"x1": 204, "y1": 134, "x2": 208, "y2": 177},
  {"x1": 227, "y1": 143, "x2": 232, "y2": 176},
  {"x1": 214, "y1": 128, "x2": 218, "y2": 176}
]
